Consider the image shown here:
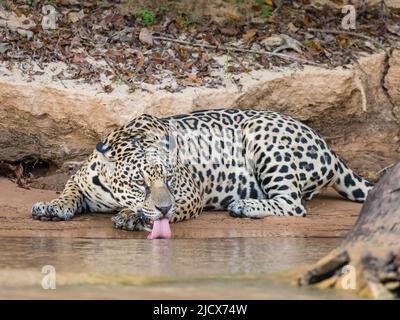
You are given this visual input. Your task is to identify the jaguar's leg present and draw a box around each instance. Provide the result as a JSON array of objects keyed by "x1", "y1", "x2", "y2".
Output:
[
  {"x1": 32, "y1": 179, "x2": 84, "y2": 221},
  {"x1": 228, "y1": 163, "x2": 306, "y2": 218},
  {"x1": 228, "y1": 195, "x2": 306, "y2": 218}
]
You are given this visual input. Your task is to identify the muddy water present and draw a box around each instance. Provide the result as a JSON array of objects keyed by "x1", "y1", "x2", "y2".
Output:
[
  {"x1": 0, "y1": 237, "x2": 359, "y2": 299},
  {"x1": 0, "y1": 179, "x2": 363, "y2": 298},
  {"x1": 1, "y1": 237, "x2": 340, "y2": 275}
]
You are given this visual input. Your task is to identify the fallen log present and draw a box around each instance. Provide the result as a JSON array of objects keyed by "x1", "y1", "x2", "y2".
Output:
[{"x1": 298, "y1": 162, "x2": 400, "y2": 298}]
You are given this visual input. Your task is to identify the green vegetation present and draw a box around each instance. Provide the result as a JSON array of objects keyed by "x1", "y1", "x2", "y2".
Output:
[
  {"x1": 261, "y1": 5, "x2": 271, "y2": 18},
  {"x1": 158, "y1": 5, "x2": 167, "y2": 15},
  {"x1": 185, "y1": 13, "x2": 199, "y2": 26},
  {"x1": 0, "y1": 0, "x2": 11, "y2": 11},
  {"x1": 135, "y1": 9, "x2": 156, "y2": 27}
]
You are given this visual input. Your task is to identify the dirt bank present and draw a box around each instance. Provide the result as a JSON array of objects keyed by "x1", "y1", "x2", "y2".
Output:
[
  {"x1": 1, "y1": 49, "x2": 399, "y2": 179},
  {"x1": 0, "y1": 178, "x2": 362, "y2": 239}
]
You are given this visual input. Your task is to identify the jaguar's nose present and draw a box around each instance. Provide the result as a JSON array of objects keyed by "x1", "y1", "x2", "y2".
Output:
[{"x1": 155, "y1": 205, "x2": 172, "y2": 216}]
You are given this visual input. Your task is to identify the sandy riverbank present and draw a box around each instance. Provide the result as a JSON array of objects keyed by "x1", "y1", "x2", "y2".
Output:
[{"x1": 0, "y1": 177, "x2": 361, "y2": 239}]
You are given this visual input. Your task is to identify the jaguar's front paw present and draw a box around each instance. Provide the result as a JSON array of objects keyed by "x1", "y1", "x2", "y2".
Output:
[
  {"x1": 112, "y1": 210, "x2": 151, "y2": 231},
  {"x1": 227, "y1": 199, "x2": 261, "y2": 218},
  {"x1": 32, "y1": 202, "x2": 74, "y2": 221}
]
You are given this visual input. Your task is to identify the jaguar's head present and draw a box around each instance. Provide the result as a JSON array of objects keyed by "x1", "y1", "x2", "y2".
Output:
[{"x1": 95, "y1": 115, "x2": 177, "y2": 230}]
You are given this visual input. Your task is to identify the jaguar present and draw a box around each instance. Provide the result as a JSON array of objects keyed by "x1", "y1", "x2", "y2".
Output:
[{"x1": 32, "y1": 109, "x2": 373, "y2": 239}]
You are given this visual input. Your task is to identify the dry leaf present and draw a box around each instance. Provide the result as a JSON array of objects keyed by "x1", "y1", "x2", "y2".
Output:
[
  {"x1": 259, "y1": 54, "x2": 270, "y2": 68},
  {"x1": 310, "y1": 40, "x2": 321, "y2": 51},
  {"x1": 226, "y1": 13, "x2": 241, "y2": 22},
  {"x1": 69, "y1": 10, "x2": 85, "y2": 24},
  {"x1": 220, "y1": 27, "x2": 239, "y2": 36},
  {"x1": 178, "y1": 47, "x2": 189, "y2": 60},
  {"x1": 133, "y1": 50, "x2": 144, "y2": 72},
  {"x1": 175, "y1": 16, "x2": 185, "y2": 29},
  {"x1": 243, "y1": 29, "x2": 257, "y2": 43},
  {"x1": 288, "y1": 22, "x2": 299, "y2": 33},
  {"x1": 337, "y1": 33, "x2": 346, "y2": 49},
  {"x1": 186, "y1": 73, "x2": 203, "y2": 85},
  {"x1": 303, "y1": 15, "x2": 311, "y2": 27},
  {"x1": 103, "y1": 84, "x2": 113, "y2": 93},
  {"x1": 72, "y1": 53, "x2": 87, "y2": 64}
]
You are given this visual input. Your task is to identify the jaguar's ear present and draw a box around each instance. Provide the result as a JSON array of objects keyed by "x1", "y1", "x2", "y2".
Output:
[
  {"x1": 95, "y1": 141, "x2": 115, "y2": 174},
  {"x1": 96, "y1": 141, "x2": 111, "y2": 154},
  {"x1": 96, "y1": 142, "x2": 114, "y2": 162}
]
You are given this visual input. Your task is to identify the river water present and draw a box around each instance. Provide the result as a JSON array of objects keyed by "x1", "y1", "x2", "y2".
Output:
[{"x1": 0, "y1": 237, "x2": 359, "y2": 299}]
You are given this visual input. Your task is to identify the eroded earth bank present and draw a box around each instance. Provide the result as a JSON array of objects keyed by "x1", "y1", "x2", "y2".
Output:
[{"x1": 1, "y1": 49, "x2": 399, "y2": 184}]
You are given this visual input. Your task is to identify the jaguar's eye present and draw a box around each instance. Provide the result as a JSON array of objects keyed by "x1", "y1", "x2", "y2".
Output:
[{"x1": 136, "y1": 179, "x2": 145, "y2": 186}]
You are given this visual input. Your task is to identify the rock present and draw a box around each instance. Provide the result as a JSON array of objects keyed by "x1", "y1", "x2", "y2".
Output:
[
  {"x1": 275, "y1": 34, "x2": 303, "y2": 53},
  {"x1": 139, "y1": 28, "x2": 153, "y2": 47},
  {"x1": 0, "y1": 51, "x2": 399, "y2": 174},
  {"x1": 17, "y1": 29, "x2": 33, "y2": 39},
  {"x1": 261, "y1": 34, "x2": 303, "y2": 53},
  {"x1": 385, "y1": 49, "x2": 400, "y2": 120},
  {"x1": 260, "y1": 35, "x2": 283, "y2": 49}
]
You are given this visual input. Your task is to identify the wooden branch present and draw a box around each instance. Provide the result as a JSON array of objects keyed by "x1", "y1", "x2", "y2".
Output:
[
  {"x1": 378, "y1": 163, "x2": 395, "y2": 175},
  {"x1": 152, "y1": 35, "x2": 327, "y2": 67}
]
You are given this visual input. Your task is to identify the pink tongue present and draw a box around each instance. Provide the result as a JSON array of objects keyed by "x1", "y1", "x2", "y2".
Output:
[{"x1": 147, "y1": 218, "x2": 172, "y2": 240}]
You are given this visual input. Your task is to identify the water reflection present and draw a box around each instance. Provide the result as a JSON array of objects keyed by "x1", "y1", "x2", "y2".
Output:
[{"x1": 0, "y1": 237, "x2": 341, "y2": 277}]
